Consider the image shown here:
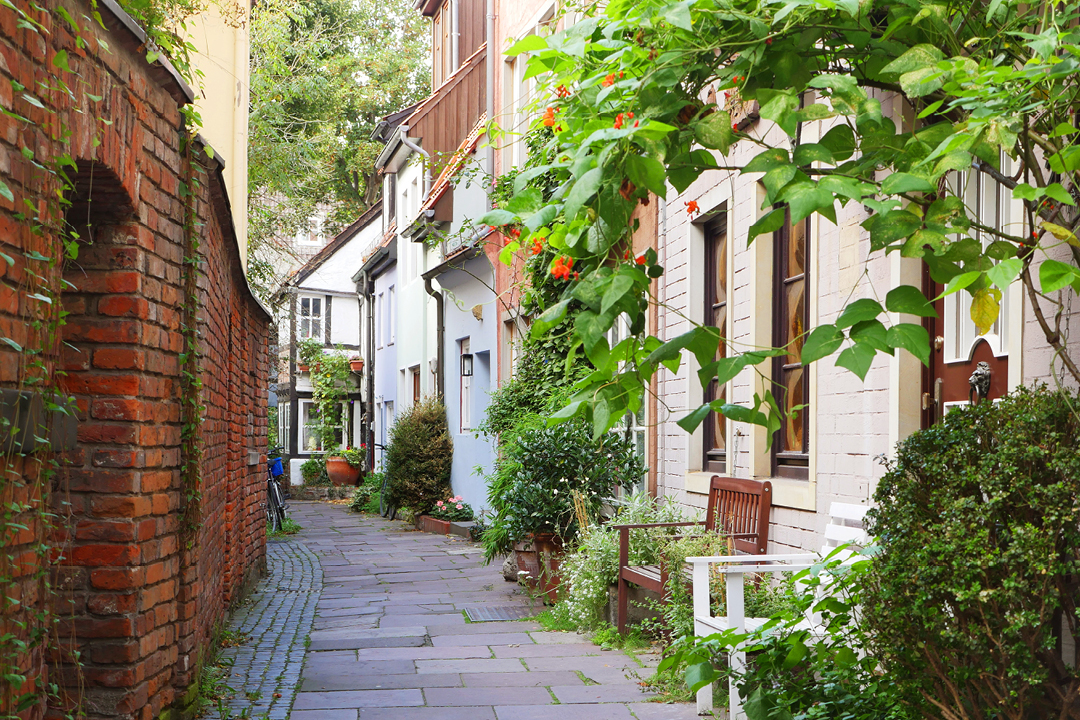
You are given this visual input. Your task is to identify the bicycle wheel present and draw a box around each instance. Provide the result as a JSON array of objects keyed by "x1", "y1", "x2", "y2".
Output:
[
  {"x1": 269, "y1": 481, "x2": 287, "y2": 529},
  {"x1": 379, "y1": 472, "x2": 391, "y2": 517}
]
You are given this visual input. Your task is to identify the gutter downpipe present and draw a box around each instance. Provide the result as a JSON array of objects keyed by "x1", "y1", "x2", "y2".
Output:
[
  {"x1": 397, "y1": 125, "x2": 433, "y2": 198},
  {"x1": 361, "y1": 269, "x2": 376, "y2": 470},
  {"x1": 485, "y1": 0, "x2": 494, "y2": 179},
  {"x1": 452, "y1": 0, "x2": 460, "y2": 70},
  {"x1": 424, "y1": 274, "x2": 445, "y2": 399}
]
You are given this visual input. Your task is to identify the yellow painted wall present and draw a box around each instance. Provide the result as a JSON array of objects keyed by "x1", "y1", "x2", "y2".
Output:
[{"x1": 184, "y1": 1, "x2": 250, "y2": 269}]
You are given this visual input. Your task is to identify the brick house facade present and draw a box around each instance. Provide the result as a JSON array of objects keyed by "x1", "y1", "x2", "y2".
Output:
[{"x1": 0, "y1": 2, "x2": 270, "y2": 719}]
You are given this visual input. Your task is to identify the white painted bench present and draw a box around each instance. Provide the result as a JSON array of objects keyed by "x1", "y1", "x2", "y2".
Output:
[{"x1": 688, "y1": 502, "x2": 871, "y2": 718}]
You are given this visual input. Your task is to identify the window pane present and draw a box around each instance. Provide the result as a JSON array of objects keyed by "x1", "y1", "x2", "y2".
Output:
[
  {"x1": 301, "y1": 298, "x2": 310, "y2": 317},
  {"x1": 782, "y1": 367, "x2": 805, "y2": 452},
  {"x1": 788, "y1": 216, "x2": 806, "y2": 277},
  {"x1": 312, "y1": 319, "x2": 322, "y2": 340},
  {"x1": 312, "y1": 298, "x2": 322, "y2": 318},
  {"x1": 300, "y1": 318, "x2": 310, "y2": 339},
  {"x1": 785, "y1": 279, "x2": 805, "y2": 363}
]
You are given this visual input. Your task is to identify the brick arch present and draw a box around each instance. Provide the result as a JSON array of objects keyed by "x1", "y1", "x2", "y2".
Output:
[{"x1": 64, "y1": 160, "x2": 137, "y2": 233}]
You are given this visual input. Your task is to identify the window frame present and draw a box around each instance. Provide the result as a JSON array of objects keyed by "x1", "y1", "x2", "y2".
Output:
[
  {"x1": 771, "y1": 210, "x2": 810, "y2": 479},
  {"x1": 702, "y1": 214, "x2": 728, "y2": 473},
  {"x1": 298, "y1": 295, "x2": 324, "y2": 341},
  {"x1": 459, "y1": 337, "x2": 472, "y2": 432},
  {"x1": 299, "y1": 399, "x2": 348, "y2": 454}
]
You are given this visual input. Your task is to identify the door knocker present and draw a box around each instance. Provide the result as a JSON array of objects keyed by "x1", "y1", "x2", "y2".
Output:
[{"x1": 968, "y1": 362, "x2": 991, "y2": 405}]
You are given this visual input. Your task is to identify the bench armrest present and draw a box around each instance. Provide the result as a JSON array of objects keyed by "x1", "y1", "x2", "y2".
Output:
[
  {"x1": 686, "y1": 553, "x2": 816, "y2": 566},
  {"x1": 610, "y1": 521, "x2": 703, "y2": 530}
]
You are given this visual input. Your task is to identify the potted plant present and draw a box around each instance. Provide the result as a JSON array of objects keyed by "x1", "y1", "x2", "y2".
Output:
[
  {"x1": 297, "y1": 338, "x2": 322, "y2": 373},
  {"x1": 349, "y1": 355, "x2": 364, "y2": 373},
  {"x1": 418, "y1": 495, "x2": 473, "y2": 535},
  {"x1": 483, "y1": 419, "x2": 645, "y2": 602},
  {"x1": 325, "y1": 445, "x2": 366, "y2": 486}
]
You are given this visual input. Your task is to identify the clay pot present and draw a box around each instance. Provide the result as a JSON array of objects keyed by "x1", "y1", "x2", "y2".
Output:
[
  {"x1": 350, "y1": 359, "x2": 365, "y2": 372},
  {"x1": 514, "y1": 532, "x2": 564, "y2": 603},
  {"x1": 325, "y1": 456, "x2": 361, "y2": 486}
]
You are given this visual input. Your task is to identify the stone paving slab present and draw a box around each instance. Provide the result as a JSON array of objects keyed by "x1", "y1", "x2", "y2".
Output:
[{"x1": 208, "y1": 502, "x2": 702, "y2": 719}]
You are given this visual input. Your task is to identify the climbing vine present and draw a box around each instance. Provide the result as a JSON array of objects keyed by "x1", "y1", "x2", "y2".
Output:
[{"x1": 0, "y1": 0, "x2": 218, "y2": 717}]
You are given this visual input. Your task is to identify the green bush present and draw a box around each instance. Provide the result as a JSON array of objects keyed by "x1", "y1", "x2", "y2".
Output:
[
  {"x1": 481, "y1": 418, "x2": 644, "y2": 561},
  {"x1": 384, "y1": 396, "x2": 453, "y2": 514},
  {"x1": 301, "y1": 457, "x2": 326, "y2": 485},
  {"x1": 863, "y1": 385, "x2": 1080, "y2": 719}
]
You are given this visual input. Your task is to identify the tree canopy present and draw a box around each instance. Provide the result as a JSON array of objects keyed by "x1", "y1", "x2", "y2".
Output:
[
  {"x1": 483, "y1": 0, "x2": 1080, "y2": 438},
  {"x1": 247, "y1": 0, "x2": 430, "y2": 298}
]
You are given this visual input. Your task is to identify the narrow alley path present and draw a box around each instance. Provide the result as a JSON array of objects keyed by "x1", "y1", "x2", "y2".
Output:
[{"x1": 220, "y1": 501, "x2": 700, "y2": 720}]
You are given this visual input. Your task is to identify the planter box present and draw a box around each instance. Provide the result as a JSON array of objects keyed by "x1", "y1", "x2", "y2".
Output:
[
  {"x1": 449, "y1": 521, "x2": 475, "y2": 539},
  {"x1": 514, "y1": 534, "x2": 564, "y2": 604},
  {"x1": 417, "y1": 515, "x2": 451, "y2": 535}
]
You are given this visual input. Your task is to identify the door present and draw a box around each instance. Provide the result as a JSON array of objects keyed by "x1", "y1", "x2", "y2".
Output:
[{"x1": 923, "y1": 169, "x2": 1011, "y2": 426}]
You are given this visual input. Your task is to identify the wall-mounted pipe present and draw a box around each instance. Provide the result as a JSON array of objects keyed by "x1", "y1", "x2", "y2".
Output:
[
  {"x1": 397, "y1": 124, "x2": 433, "y2": 199},
  {"x1": 485, "y1": 0, "x2": 494, "y2": 179},
  {"x1": 451, "y1": 0, "x2": 460, "y2": 70},
  {"x1": 424, "y1": 275, "x2": 445, "y2": 398}
]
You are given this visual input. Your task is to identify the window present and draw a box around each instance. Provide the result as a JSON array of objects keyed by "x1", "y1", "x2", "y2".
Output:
[
  {"x1": 703, "y1": 215, "x2": 728, "y2": 472},
  {"x1": 300, "y1": 400, "x2": 347, "y2": 453},
  {"x1": 411, "y1": 367, "x2": 421, "y2": 404},
  {"x1": 278, "y1": 403, "x2": 290, "y2": 454},
  {"x1": 431, "y1": 0, "x2": 455, "y2": 87},
  {"x1": 459, "y1": 338, "x2": 472, "y2": 432},
  {"x1": 299, "y1": 296, "x2": 323, "y2": 341},
  {"x1": 376, "y1": 293, "x2": 384, "y2": 348},
  {"x1": 387, "y1": 286, "x2": 395, "y2": 345},
  {"x1": 772, "y1": 210, "x2": 810, "y2": 478},
  {"x1": 386, "y1": 174, "x2": 396, "y2": 224},
  {"x1": 607, "y1": 317, "x2": 647, "y2": 493}
]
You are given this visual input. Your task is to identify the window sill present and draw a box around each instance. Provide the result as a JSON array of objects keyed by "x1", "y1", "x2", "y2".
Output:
[{"x1": 684, "y1": 471, "x2": 815, "y2": 511}]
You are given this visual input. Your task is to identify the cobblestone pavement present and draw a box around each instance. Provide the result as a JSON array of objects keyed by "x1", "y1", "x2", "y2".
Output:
[
  {"x1": 285, "y1": 501, "x2": 701, "y2": 720},
  {"x1": 210, "y1": 535, "x2": 321, "y2": 719}
]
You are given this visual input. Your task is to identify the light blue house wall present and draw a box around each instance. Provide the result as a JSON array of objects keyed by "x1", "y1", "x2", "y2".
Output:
[
  {"x1": 372, "y1": 260, "x2": 398, "y2": 469},
  {"x1": 437, "y1": 252, "x2": 497, "y2": 511}
]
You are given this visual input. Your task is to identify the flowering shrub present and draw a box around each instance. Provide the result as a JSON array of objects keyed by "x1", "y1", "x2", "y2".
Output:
[{"x1": 428, "y1": 495, "x2": 473, "y2": 522}]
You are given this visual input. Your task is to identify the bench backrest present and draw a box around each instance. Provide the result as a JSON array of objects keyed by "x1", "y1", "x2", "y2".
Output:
[
  {"x1": 821, "y1": 502, "x2": 871, "y2": 552},
  {"x1": 704, "y1": 476, "x2": 772, "y2": 555}
]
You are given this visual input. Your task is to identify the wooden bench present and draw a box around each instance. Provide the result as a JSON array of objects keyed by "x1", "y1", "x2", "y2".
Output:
[{"x1": 613, "y1": 476, "x2": 772, "y2": 634}]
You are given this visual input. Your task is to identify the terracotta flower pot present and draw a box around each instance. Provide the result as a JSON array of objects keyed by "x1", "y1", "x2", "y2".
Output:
[
  {"x1": 325, "y1": 456, "x2": 361, "y2": 486},
  {"x1": 298, "y1": 364, "x2": 310, "y2": 373},
  {"x1": 350, "y1": 359, "x2": 365, "y2": 372},
  {"x1": 514, "y1": 532, "x2": 564, "y2": 603}
]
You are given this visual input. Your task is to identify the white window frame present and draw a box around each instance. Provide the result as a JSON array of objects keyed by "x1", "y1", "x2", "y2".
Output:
[
  {"x1": 460, "y1": 337, "x2": 472, "y2": 433},
  {"x1": 298, "y1": 295, "x2": 324, "y2": 341},
  {"x1": 388, "y1": 285, "x2": 396, "y2": 345},
  {"x1": 376, "y1": 292, "x2": 384, "y2": 349},
  {"x1": 607, "y1": 317, "x2": 647, "y2": 493},
  {"x1": 278, "y1": 403, "x2": 291, "y2": 454},
  {"x1": 299, "y1": 399, "x2": 347, "y2": 454}
]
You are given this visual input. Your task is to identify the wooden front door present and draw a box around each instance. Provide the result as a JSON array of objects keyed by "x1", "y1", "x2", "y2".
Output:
[{"x1": 923, "y1": 168, "x2": 1012, "y2": 427}]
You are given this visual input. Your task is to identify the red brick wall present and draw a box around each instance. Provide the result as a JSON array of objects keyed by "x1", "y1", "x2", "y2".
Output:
[{"x1": 0, "y1": 3, "x2": 270, "y2": 720}]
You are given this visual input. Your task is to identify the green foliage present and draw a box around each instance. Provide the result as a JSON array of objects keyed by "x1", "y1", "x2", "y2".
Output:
[
  {"x1": 300, "y1": 458, "x2": 325, "y2": 485},
  {"x1": 309, "y1": 347, "x2": 353, "y2": 449},
  {"x1": 348, "y1": 472, "x2": 383, "y2": 513},
  {"x1": 482, "y1": 419, "x2": 644, "y2": 562},
  {"x1": 428, "y1": 495, "x2": 474, "y2": 522},
  {"x1": 297, "y1": 338, "x2": 323, "y2": 367},
  {"x1": 384, "y1": 396, "x2": 453, "y2": 514},
  {"x1": 268, "y1": 516, "x2": 302, "y2": 537},
  {"x1": 554, "y1": 491, "x2": 685, "y2": 631},
  {"x1": 246, "y1": 0, "x2": 430, "y2": 299},
  {"x1": 329, "y1": 445, "x2": 366, "y2": 468},
  {"x1": 489, "y1": 0, "x2": 1080, "y2": 436},
  {"x1": 863, "y1": 386, "x2": 1080, "y2": 719},
  {"x1": 664, "y1": 551, "x2": 911, "y2": 720}
]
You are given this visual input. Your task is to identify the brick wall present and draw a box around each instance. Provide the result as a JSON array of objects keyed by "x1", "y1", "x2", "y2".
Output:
[{"x1": 0, "y1": 2, "x2": 269, "y2": 719}]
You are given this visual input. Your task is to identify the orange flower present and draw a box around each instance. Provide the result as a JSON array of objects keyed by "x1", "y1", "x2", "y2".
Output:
[
  {"x1": 542, "y1": 106, "x2": 555, "y2": 127},
  {"x1": 556, "y1": 84, "x2": 571, "y2": 98},
  {"x1": 636, "y1": 255, "x2": 647, "y2": 266},
  {"x1": 551, "y1": 256, "x2": 574, "y2": 280},
  {"x1": 531, "y1": 239, "x2": 543, "y2": 255},
  {"x1": 685, "y1": 200, "x2": 699, "y2": 216},
  {"x1": 602, "y1": 73, "x2": 616, "y2": 87},
  {"x1": 627, "y1": 112, "x2": 634, "y2": 119},
  {"x1": 614, "y1": 113, "x2": 624, "y2": 129}
]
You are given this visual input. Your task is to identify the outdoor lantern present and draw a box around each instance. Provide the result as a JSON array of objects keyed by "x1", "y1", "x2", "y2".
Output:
[{"x1": 460, "y1": 353, "x2": 474, "y2": 377}]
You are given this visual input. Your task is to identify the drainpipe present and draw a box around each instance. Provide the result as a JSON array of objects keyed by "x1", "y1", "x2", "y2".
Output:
[
  {"x1": 361, "y1": 270, "x2": 376, "y2": 470},
  {"x1": 424, "y1": 275, "x2": 445, "y2": 398},
  {"x1": 397, "y1": 125, "x2": 433, "y2": 198},
  {"x1": 485, "y1": 0, "x2": 494, "y2": 178}
]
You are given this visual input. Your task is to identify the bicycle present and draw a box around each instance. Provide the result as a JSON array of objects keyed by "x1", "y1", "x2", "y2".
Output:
[
  {"x1": 266, "y1": 446, "x2": 288, "y2": 532},
  {"x1": 372, "y1": 443, "x2": 397, "y2": 520}
]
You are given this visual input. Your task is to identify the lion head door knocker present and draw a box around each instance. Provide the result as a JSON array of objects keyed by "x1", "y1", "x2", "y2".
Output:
[{"x1": 968, "y1": 361, "x2": 991, "y2": 405}]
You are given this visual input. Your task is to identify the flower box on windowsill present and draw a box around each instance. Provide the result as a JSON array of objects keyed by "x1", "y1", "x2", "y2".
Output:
[
  {"x1": 298, "y1": 364, "x2": 310, "y2": 373},
  {"x1": 416, "y1": 515, "x2": 451, "y2": 535}
]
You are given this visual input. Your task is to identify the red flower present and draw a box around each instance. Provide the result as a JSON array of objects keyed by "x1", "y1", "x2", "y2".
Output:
[
  {"x1": 542, "y1": 106, "x2": 555, "y2": 127},
  {"x1": 627, "y1": 112, "x2": 634, "y2": 119},
  {"x1": 509, "y1": 227, "x2": 521, "y2": 237},
  {"x1": 636, "y1": 255, "x2": 647, "y2": 265},
  {"x1": 685, "y1": 200, "x2": 699, "y2": 216},
  {"x1": 614, "y1": 113, "x2": 625, "y2": 129},
  {"x1": 573, "y1": 271, "x2": 579, "y2": 280},
  {"x1": 623, "y1": 248, "x2": 630, "y2": 260},
  {"x1": 732, "y1": 123, "x2": 739, "y2": 132},
  {"x1": 551, "y1": 256, "x2": 574, "y2": 280},
  {"x1": 556, "y1": 84, "x2": 571, "y2": 98},
  {"x1": 531, "y1": 240, "x2": 543, "y2": 255},
  {"x1": 765, "y1": 38, "x2": 772, "y2": 45},
  {"x1": 602, "y1": 73, "x2": 616, "y2": 87},
  {"x1": 633, "y1": 120, "x2": 639, "y2": 127}
]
